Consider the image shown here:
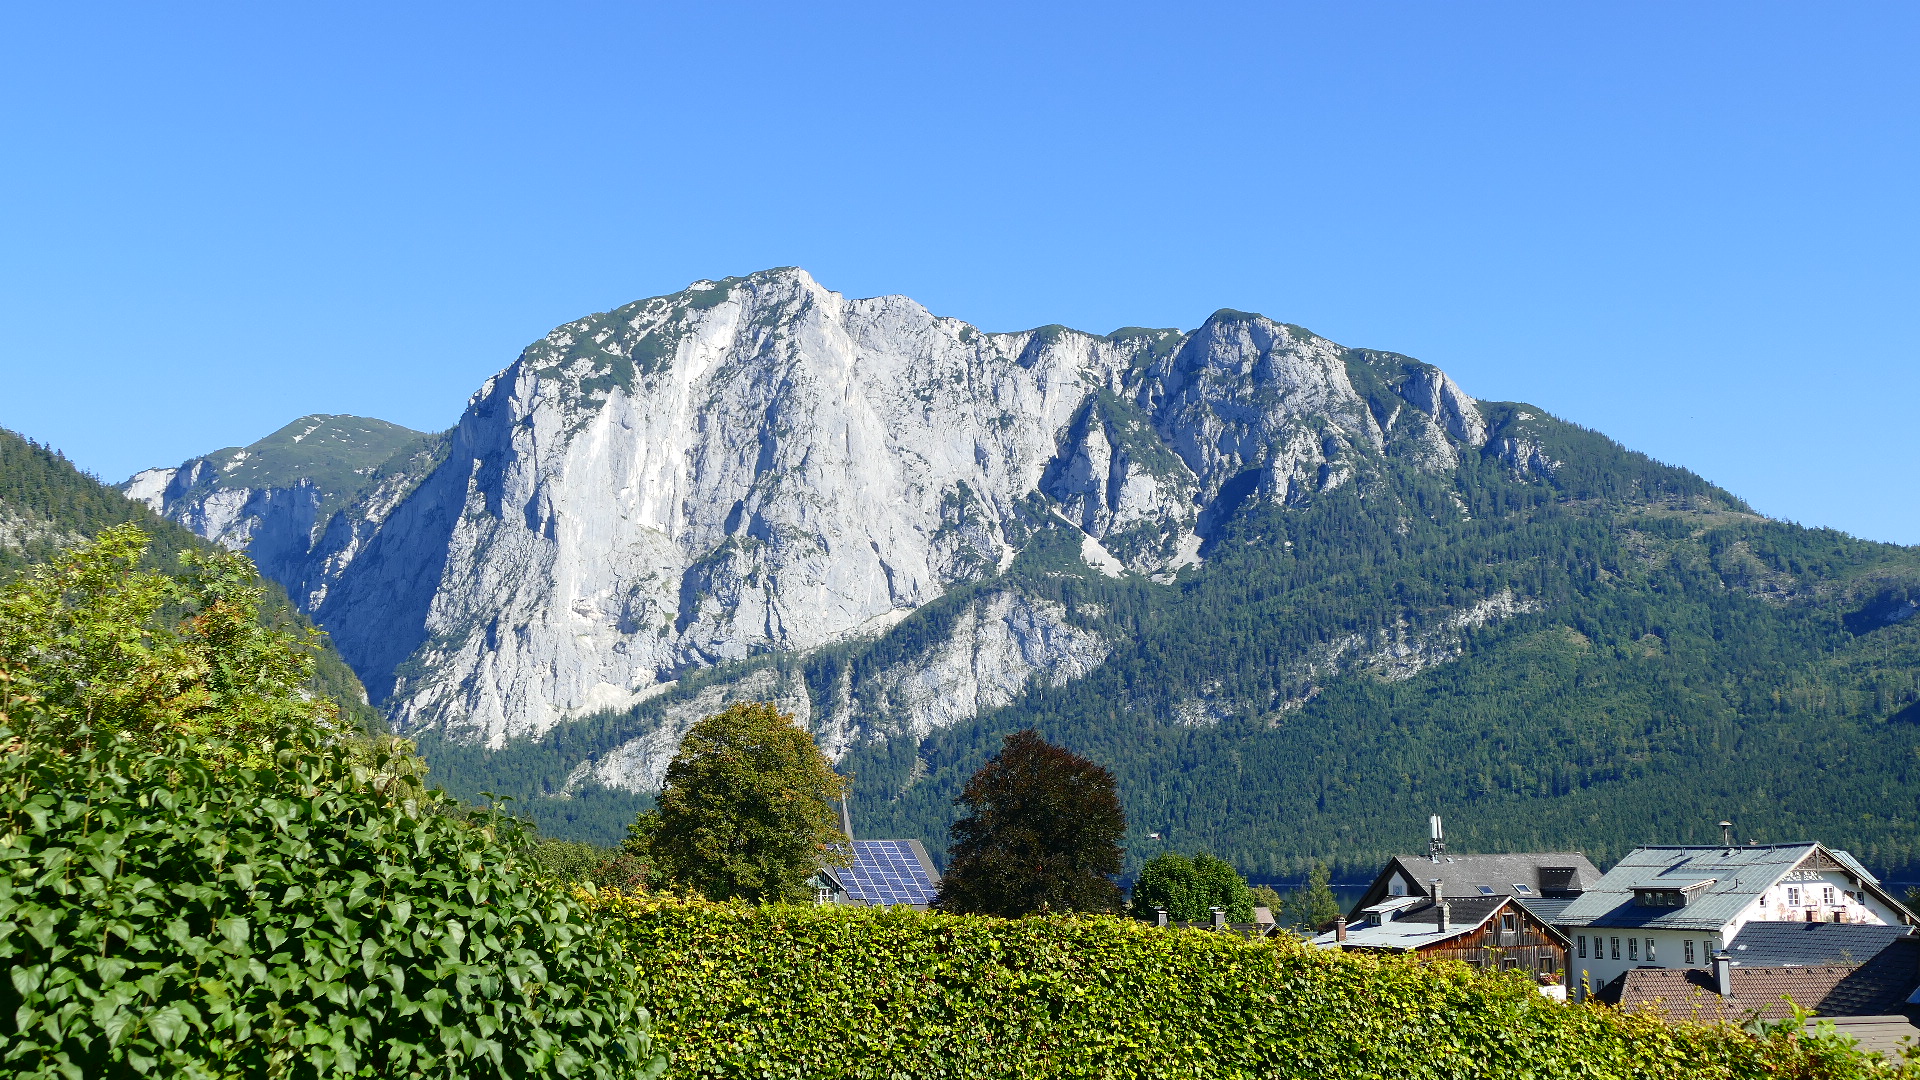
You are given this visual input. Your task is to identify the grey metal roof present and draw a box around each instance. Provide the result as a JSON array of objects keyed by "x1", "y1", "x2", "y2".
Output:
[
  {"x1": 1315, "y1": 896, "x2": 1509, "y2": 951},
  {"x1": 1556, "y1": 843, "x2": 1903, "y2": 931},
  {"x1": 1515, "y1": 896, "x2": 1578, "y2": 926},
  {"x1": 1727, "y1": 922, "x2": 1913, "y2": 967},
  {"x1": 1348, "y1": 851, "x2": 1602, "y2": 920}
]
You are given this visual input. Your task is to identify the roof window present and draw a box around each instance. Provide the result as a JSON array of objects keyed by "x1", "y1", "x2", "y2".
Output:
[{"x1": 1513, "y1": 883, "x2": 1534, "y2": 895}]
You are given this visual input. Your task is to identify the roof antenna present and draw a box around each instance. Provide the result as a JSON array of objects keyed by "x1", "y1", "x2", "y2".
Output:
[
  {"x1": 1719, "y1": 820, "x2": 1733, "y2": 855},
  {"x1": 1430, "y1": 814, "x2": 1446, "y2": 863}
]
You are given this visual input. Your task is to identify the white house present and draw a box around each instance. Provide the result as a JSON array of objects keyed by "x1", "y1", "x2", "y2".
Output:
[{"x1": 1556, "y1": 842, "x2": 1916, "y2": 997}]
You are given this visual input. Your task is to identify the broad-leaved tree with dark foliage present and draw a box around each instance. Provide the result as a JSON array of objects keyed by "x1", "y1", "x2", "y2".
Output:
[
  {"x1": 938, "y1": 729, "x2": 1125, "y2": 915},
  {"x1": 632, "y1": 701, "x2": 848, "y2": 903}
]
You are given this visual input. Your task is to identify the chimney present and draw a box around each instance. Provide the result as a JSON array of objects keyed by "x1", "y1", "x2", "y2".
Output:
[
  {"x1": 1211, "y1": 907, "x2": 1226, "y2": 931},
  {"x1": 1335, "y1": 917, "x2": 1348, "y2": 942},
  {"x1": 840, "y1": 793, "x2": 855, "y2": 844},
  {"x1": 1714, "y1": 952, "x2": 1733, "y2": 998},
  {"x1": 1437, "y1": 902, "x2": 1450, "y2": 933},
  {"x1": 1155, "y1": 908, "x2": 1168, "y2": 928},
  {"x1": 1429, "y1": 878, "x2": 1444, "y2": 904}
]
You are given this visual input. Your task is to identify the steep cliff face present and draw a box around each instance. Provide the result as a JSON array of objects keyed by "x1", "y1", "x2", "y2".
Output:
[{"x1": 128, "y1": 268, "x2": 1517, "y2": 754}]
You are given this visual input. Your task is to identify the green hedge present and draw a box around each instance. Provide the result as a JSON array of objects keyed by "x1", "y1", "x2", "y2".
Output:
[
  {"x1": 592, "y1": 894, "x2": 1900, "y2": 1080},
  {"x1": 0, "y1": 723, "x2": 665, "y2": 1080}
]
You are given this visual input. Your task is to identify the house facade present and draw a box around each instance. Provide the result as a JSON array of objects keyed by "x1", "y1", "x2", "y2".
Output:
[{"x1": 1556, "y1": 843, "x2": 1915, "y2": 996}]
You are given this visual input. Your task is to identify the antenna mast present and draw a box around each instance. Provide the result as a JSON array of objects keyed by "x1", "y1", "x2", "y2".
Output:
[{"x1": 1429, "y1": 814, "x2": 1446, "y2": 863}]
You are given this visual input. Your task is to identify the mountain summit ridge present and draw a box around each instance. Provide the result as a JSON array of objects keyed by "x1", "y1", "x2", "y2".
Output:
[{"x1": 128, "y1": 267, "x2": 1549, "y2": 747}]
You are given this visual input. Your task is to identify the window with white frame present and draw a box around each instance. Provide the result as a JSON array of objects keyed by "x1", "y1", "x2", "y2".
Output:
[
  {"x1": 1787, "y1": 887, "x2": 1802, "y2": 906},
  {"x1": 1611, "y1": 936, "x2": 1620, "y2": 960},
  {"x1": 1628, "y1": 938, "x2": 1638, "y2": 961},
  {"x1": 1823, "y1": 886, "x2": 1836, "y2": 905},
  {"x1": 1578, "y1": 935, "x2": 1588, "y2": 958},
  {"x1": 1645, "y1": 938, "x2": 1655, "y2": 961}
]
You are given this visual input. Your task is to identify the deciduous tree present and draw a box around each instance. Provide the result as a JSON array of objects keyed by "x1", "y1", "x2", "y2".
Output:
[
  {"x1": 1131, "y1": 851, "x2": 1255, "y2": 922},
  {"x1": 631, "y1": 702, "x2": 848, "y2": 903},
  {"x1": 938, "y1": 729, "x2": 1125, "y2": 915}
]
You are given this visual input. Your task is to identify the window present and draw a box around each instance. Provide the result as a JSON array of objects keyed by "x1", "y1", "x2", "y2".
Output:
[
  {"x1": 1823, "y1": 886, "x2": 1836, "y2": 905},
  {"x1": 1477, "y1": 885, "x2": 1495, "y2": 895},
  {"x1": 1628, "y1": 938, "x2": 1639, "y2": 961},
  {"x1": 1513, "y1": 883, "x2": 1534, "y2": 895},
  {"x1": 1611, "y1": 937, "x2": 1621, "y2": 960},
  {"x1": 1787, "y1": 887, "x2": 1801, "y2": 906},
  {"x1": 1645, "y1": 938, "x2": 1656, "y2": 962},
  {"x1": 1578, "y1": 935, "x2": 1588, "y2": 958},
  {"x1": 1501, "y1": 913, "x2": 1518, "y2": 935},
  {"x1": 1684, "y1": 939, "x2": 1696, "y2": 965}
]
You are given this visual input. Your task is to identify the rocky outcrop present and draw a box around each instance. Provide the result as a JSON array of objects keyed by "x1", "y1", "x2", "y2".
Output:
[{"x1": 128, "y1": 268, "x2": 1503, "y2": 752}]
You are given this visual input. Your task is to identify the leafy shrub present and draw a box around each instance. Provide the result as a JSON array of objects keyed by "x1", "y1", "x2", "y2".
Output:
[
  {"x1": 0, "y1": 523, "x2": 340, "y2": 762},
  {"x1": 0, "y1": 718, "x2": 666, "y2": 1080},
  {"x1": 589, "y1": 893, "x2": 1898, "y2": 1080}
]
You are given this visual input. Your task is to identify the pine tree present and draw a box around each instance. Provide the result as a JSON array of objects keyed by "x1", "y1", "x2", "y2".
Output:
[{"x1": 938, "y1": 729, "x2": 1125, "y2": 916}]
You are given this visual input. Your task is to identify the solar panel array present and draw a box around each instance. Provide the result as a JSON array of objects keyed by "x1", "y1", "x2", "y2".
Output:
[{"x1": 840, "y1": 840, "x2": 938, "y2": 906}]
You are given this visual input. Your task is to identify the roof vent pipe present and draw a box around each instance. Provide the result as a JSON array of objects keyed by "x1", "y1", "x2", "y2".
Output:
[
  {"x1": 1714, "y1": 952, "x2": 1733, "y2": 998},
  {"x1": 1719, "y1": 820, "x2": 1733, "y2": 855}
]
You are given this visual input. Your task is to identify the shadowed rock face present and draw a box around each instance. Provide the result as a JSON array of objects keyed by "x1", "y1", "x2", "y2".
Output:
[{"x1": 128, "y1": 268, "x2": 1498, "y2": 752}]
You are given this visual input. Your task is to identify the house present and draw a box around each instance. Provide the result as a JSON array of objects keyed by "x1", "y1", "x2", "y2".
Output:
[
  {"x1": 811, "y1": 839, "x2": 942, "y2": 909},
  {"x1": 1556, "y1": 842, "x2": 1916, "y2": 996},
  {"x1": 1314, "y1": 880, "x2": 1571, "y2": 985},
  {"x1": 1346, "y1": 851, "x2": 1601, "y2": 920},
  {"x1": 1598, "y1": 938, "x2": 1920, "y2": 1056}
]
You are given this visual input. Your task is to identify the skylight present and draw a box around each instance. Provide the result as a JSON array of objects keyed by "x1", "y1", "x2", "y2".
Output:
[{"x1": 1513, "y1": 884, "x2": 1534, "y2": 895}]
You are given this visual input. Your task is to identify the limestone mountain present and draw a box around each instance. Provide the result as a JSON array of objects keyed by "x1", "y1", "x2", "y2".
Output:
[{"x1": 125, "y1": 269, "x2": 1920, "y2": 874}]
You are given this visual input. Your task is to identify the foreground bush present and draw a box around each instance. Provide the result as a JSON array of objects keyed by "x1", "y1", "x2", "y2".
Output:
[
  {"x1": 0, "y1": 723, "x2": 665, "y2": 1080},
  {"x1": 592, "y1": 892, "x2": 1899, "y2": 1080}
]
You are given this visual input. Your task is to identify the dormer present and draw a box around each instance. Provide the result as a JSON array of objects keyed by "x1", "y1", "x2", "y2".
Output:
[{"x1": 1632, "y1": 878, "x2": 1715, "y2": 908}]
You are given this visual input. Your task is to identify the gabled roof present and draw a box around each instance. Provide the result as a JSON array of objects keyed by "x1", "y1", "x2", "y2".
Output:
[
  {"x1": 821, "y1": 839, "x2": 941, "y2": 907},
  {"x1": 1348, "y1": 852, "x2": 1601, "y2": 919},
  {"x1": 1556, "y1": 843, "x2": 1914, "y2": 932},
  {"x1": 1728, "y1": 922, "x2": 1913, "y2": 968},
  {"x1": 1599, "y1": 939, "x2": 1920, "y2": 1023},
  {"x1": 1315, "y1": 894, "x2": 1568, "y2": 952}
]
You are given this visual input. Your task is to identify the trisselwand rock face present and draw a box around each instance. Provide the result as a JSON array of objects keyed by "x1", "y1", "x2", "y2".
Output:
[{"x1": 128, "y1": 268, "x2": 1920, "y2": 873}]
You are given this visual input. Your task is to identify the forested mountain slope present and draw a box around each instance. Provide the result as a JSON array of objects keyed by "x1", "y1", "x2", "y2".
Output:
[
  {"x1": 120, "y1": 269, "x2": 1920, "y2": 876},
  {"x1": 0, "y1": 428, "x2": 382, "y2": 730}
]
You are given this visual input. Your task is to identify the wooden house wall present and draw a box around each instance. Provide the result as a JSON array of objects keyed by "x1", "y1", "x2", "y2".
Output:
[{"x1": 1414, "y1": 907, "x2": 1567, "y2": 977}]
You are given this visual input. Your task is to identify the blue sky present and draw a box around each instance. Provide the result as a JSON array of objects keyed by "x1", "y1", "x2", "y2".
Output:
[{"x1": 2, "y1": 2, "x2": 1914, "y2": 543}]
